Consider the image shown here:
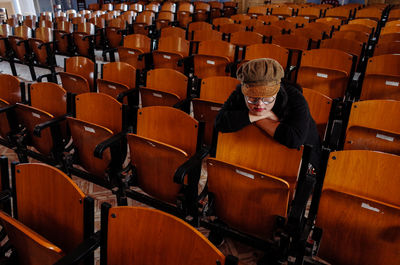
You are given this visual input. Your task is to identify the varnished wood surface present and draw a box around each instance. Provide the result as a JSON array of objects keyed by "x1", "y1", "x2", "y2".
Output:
[
  {"x1": 140, "y1": 87, "x2": 180, "y2": 107},
  {"x1": 198, "y1": 40, "x2": 235, "y2": 62},
  {"x1": 355, "y1": 8, "x2": 382, "y2": 21},
  {"x1": 315, "y1": 17, "x2": 342, "y2": 29},
  {"x1": 207, "y1": 158, "x2": 289, "y2": 239},
  {"x1": 106, "y1": 206, "x2": 226, "y2": 265},
  {"x1": 344, "y1": 100, "x2": 400, "y2": 154},
  {"x1": 137, "y1": 106, "x2": 198, "y2": 156},
  {"x1": 320, "y1": 38, "x2": 363, "y2": 63},
  {"x1": 324, "y1": 150, "x2": 400, "y2": 207},
  {"x1": 246, "y1": 43, "x2": 289, "y2": 69},
  {"x1": 340, "y1": 23, "x2": 373, "y2": 35},
  {"x1": 65, "y1": 56, "x2": 95, "y2": 91},
  {"x1": 373, "y1": 41, "x2": 400, "y2": 56},
  {"x1": 200, "y1": 76, "x2": 239, "y2": 103},
  {"x1": 16, "y1": 163, "x2": 86, "y2": 253},
  {"x1": 219, "y1": 23, "x2": 246, "y2": 35},
  {"x1": 317, "y1": 189, "x2": 400, "y2": 265},
  {"x1": 102, "y1": 62, "x2": 136, "y2": 89},
  {"x1": 271, "y1": 6, "x2": 294, "y2": 17},
  {"x1": 256, "y1": 15, "x2": 279, "y2": 24},
  {"x1": 378, "y1": 32, "x2": 400, "y2": 43},
  {"x1": 286, "y1": 16, "x2": 310, "y2": 27},
  {"x1": 212, "y1": 17, "x2": 234, "y2": 27},
  {"x1": 146, "y1": 68, "x2": 188, "y2": 100},
  {"x1": 0, "y1": 98, "x2": 11, "y2": 139},
  {"x1": 241, "y1": 19, "x2": 264, "y2": 30},
  {"x1": 304, "y1": 22, "x2": 332, "y2": 35},
  {"x1": 192, "y1": 99, "x2": 222, "y2": 146},
  {"x1": 0, "y1": 74, "x2": 22, "y2": 104},
  {"x1": 303, "y1": 88, "x2": 332, "y2": 140},
  {"x1": 216, "y1": 125, "x2": 303, "y2": 195},
  {"x1": 188, "y1": 21, "x2": 213, "y2": 33},
  {"x1": 59, "y1": 72, "x2": 91, "y2": 94},
  {"x1": 300, "y1": 48, "x2": 353, "y2": 74},
  {"x1": 161, "y1": 26, "x2": 186, "y2": 39},
  {"x1": 332, "y1": 30, "x2": 370, "y2": 44},
  {"x1": 75, "y1": 92, "x2": 123, "y2": 134},
  {"x1": 192, "y1": 29, "x2": 223, "y2": 41},
  {"x1": 0, "y1": 211, "x2": 64, "y2": 265},
  {"x1": 67, "y1": 117, "x2": 113, "y2": 177},
  {"x1": 230, "y1": 31, "x2": 264, "y2": 47},
  {"x1": 127, "y1": 134, "x2": 187, "y2": 203},
  {"x1": 30, "y1": 82, "x2": 67, "y2": 117},
  {"x1": 271, "y1": 34, "x2": 309, "y2": 51},
  {"x1": 194, "y1": 54, "x2": 231, "y2": 79},
  {"x1": 271, "y1": 20, "x2": 297, "y2": 31},
  {"x1": 349, "y1": 18, "x2": 378, "y2": 29},
  {"x1": 325, "y1": 7, "x2": 351, "y2": 20},
  {"x1": 157, "y1": 36, "x2": 190, "y2": 57}
]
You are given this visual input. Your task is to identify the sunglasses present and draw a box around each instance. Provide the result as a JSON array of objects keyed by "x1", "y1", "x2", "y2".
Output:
[{"x1": 245, "y1": 96, "x2": 276, "y2": 105}]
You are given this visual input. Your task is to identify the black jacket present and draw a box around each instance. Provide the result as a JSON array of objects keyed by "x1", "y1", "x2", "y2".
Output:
[{"x1": 215, "y1": 80, "x2": 322, "y2": 170}]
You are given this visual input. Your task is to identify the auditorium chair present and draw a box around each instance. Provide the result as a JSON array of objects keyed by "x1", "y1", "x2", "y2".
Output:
[
  {"x1": 152, "y1": 36, "x2": 190, "y2": 73},
  {"x1": 72, "y1": 22, "x2": 96, "y2": 61},
  {"x1": 210, "y1": 1, "x2": 223, "y2": 19},
  {"x1": 324, "y1": 6, "x2": 352, "y2": 22},
  {"x1": 188, "y1": 21, "x2": 213, "y2": 37},
  {"x1": 192, "y1": 76, "x2": 239, "y2": 147},
  {"x1": 0, "y1": 24, "x2": 14, "y2": 73},
  {"x1": 286, "y1": 16, "x2": 310, "y2": 27},
  {"x1": 133, "y1": 12, "x2": 155, "y2": 37},
  {"x1": 297, "y1": 48, "x2": 354, "y2": 99},
  {"x1": 218, "y1": 22, "x2": 246, "y2": 41},
  {"x1": 54, "y1": 21, "x2": 74, "y2": 56},
  {"x1": 161, "y1": 26, "x2": 186, "y2": 39},
  {"x1": 355, "y1": 7, "x2": 383, "y2": 22},
  {"x1": 360, "y1": 54, "x2": 400, "y2": 100},
  {"x1": 0, "y1": 160, "x2": 94, "y2": 265},
  {"x1": 349, "y1": 18, "x2": 378, "y2": 32},
  {"x1": 139, "y1": 68, "x2": 190, "y2": 112},
  {"x1": 252, "y1": 24, "x2": 282, "y2": 41},
  {"x1": 52, "y1": 204, "x2": 240, "y2": 265},
  {"x1": 315, "y1": 17, "x2": 342, "y2": 31},
  {"x1": 243, "y1": 43, "x2": 289, "y2": 74},
  {"x1": 129, "y1": 3, "x2": 143, "y2": 13},
  {"x1": 176, "y1": 2, "x2": 194, "y2": 28},
  {"x1": 229, "y1": 31, "x2": 264, "y2": 60},
  {"x1": 373, "y1": 40, "x2": 400, "y2": 56},
  {"x1": 256, "y1": 15, "x2": 280, "y2": 24},
  {"x1": 155, "y1": 11, "x2": 175, "y2": 31},
  {"x1": 123, "y1": 106, "x2": 207, "y2": 223},
  {"x1": 117, "y1": 33, "x2": 151, "y2": 74},
  {"x1": 230, "y1": 14, "x2": 250, "y2": 24},
  {"x1": 291, "y1": 27, "x2": 324, "y2": 49},
  {"x1": 160, "y1": 1, "x2": 176, "y2": 14},
  {"x1": 247, "y1": 6, "x2": 268, "y2": 18},
  {"x1": 297, "y1": 7, "x2": 322, "y2": 21},
  {"x1": 65, "y1": 92, "x2": 129, "y2": 205},
  {"x1": 304, "y1": 22, "x2": 333, "y2": 38},
  {"x1": 193, "y1": 2, "x2": 211, "y2": 22},
  {"x1": 313, "y1": 150, "x2": 400, "y2": 265},
  {"x1": 388, "y1": 9, "x2": 400, "y2": 21},
  {"x1": 88, "y1": 16, "x2": 106, "y2": 50},
  {"x1": 270, "y1": 20, "x2": 297, "y2": 33},
  {"x1": 223, "y1": 1, "x2": 237, "y2": 17},
  {"x1": 212, "y1": 17, "x2": 234, "y2": 28},
  {"x1": 240, "y1": 18, "x2": 265, "y2": 31},
  {"x1": 270, "y1": 6, "x2": 294, "y2": 18},
  {"x1": 104, "y1": 18, "x2": 127, "y2": 51}
]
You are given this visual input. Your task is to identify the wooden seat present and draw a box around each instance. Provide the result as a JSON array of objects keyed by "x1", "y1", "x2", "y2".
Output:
[
  {"x1": 360, "y1": 54, "x2": 400, "y2": 100},
  {"x1": 253, "y1": 24, "x2": 283, "y2": 40},
  {"x1": 177, "y1": 2, "x2": 194, "y2": 28},
  {"x1": 270, "y1": 20, "x2": 297, "y2": 33},
  {"x1": 212, "y1": 17, "x2": 234, "y2": 28},
  {"x1": 8, "y1": 25, "x2": 34, "y2": 79},
  {"x1": 320, "y1": 37, "x2": 364, "y2": 69},
  {"x1": 223, "y1": 1, "x2": 237, "y2": 17},
  {"x1": 373, "y1": 41, "x2": 400, "y2": 56},
  {"x1": 97, "y1": 62, "x2": 137, "y2": 105},
  {"x1": 139, "y1": 68, "x2": 189, "y2": 111},
  {"x1": 297, "y1": 7, "x2": 322, "y2": 21},
  {"x1": 349, "y1": 18, "x2": 377, "y2": 33},
  {"x1": 188, "y1": 21, "x2": 213, "y2": 37},
  {"x1": 343, "y1": 100, "x2": 400, "y2": 155},
  {"x1": 218, "y1": 23, "x2": 246, "y2": 41},
  {"x1": 0, "y1": 24, "x2": 12, "y2": 60},
  {"x1": 271, "y1": 6, "x2": 294, "y2": 18},
  {"x1": 229, "y1": 31, "x2": 263, "y2": 60},
  {"x1": 315, "y1": 150, "x2": 400, "y2": 264},
  {"x1": 286, "y1": 16, "x2": 310, "y2": 27},
  {"x1": 0, "y1": 210, "x2": 64, "y2": 265},
  {"x1": 355, "y1": 7, "x2": 383, "y2": 22},
  {"x1": 125, "y1": 106, "x2": 203, "y2": 219},
  {"x1": 315, "y1": 17, "x2": 342, "y2": 31},
  {"x1": 388, "y1": 9, "x2": 400, "y2": 21},
  {"x1": 66, "y1": 92, "x2": 126, "y2": 192},
  {"x1": 304, "y1": 22, "x2": 333, "y2": 37},
  {"x1": 59, "y1": 56, "x2": 96, "y2": 94},
  {"x1": 240, "y1": 18, "x2": 265, "y2": 31},
  {"x1": 133, "y1": 13, "x2": 154, "y2": 36},
  {"x1": 194, "y1": 2, "x2": 210, "y2": 22},
  {"x1": 230, "y1": 14, "x2": 251, "y2": 24},
  {"x1": 192, "y1": 76, "x2": 239, "y2": 146},
  {"x1": 247, "y1": 6, "x2": 268, "y2": 18},
  {"x1": 256, "y1": 15, "x2": 280, "y2": 25},
  {"x1": 152, "y1": 37, "x2": 189, "y2": 73},
  {"x1": 381, "y1": 25, "x2": 400, "y2": 35},
  {"x1": 193, "y1": 40, "x2": 236, "y2": 79},
  {"x1": 72, "y1": 22, "x2": 96, "y2": 61},
  {"x1": 104, "y1": 18, "x2": 126, "y2": 49},
  {"x1": 161, "y1": 26, "x2": 186, "y2": 39},
  {"x1": 0, "y1": 162, "x2": 94, "y2": 264},
  {"x1": 210, "y1": 1, "x2": 223, "y2": 19},
  {"x1": 117, "y1": 34, "x2": 151, "y2": 71},
  {"x1": 332, "y1": 30, "x2": 370, "y2": 45},
  {"x1": 244, "y1": 43, "x2": 289, "y2": 71},
  {"x1": 291, "y1": 27, "x2": 324, "y2": 49},
  {"x1": 302, "y1": 88, "x2": 332, "y2": 140},
  {"x1": 325, "y1": 6, "x2": 351, "y2": 21},
  {"x1": 297, "y1": 48, "x2": 353, "y2": 99},
  {"x1": 156, "y1": 11, "x2": 175, "y2": 30},
  {"x1": 28, "y1": 27, "x2": 56, "y2": 72},
  {"x1": 54, "y1": 21, "x2": 73, "y2": 56},
  {"x1": 378, "y1": 32, "x2": 400, "y2": 43}
]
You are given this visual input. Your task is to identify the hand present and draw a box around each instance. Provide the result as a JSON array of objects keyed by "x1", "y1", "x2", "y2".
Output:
[{"x1": 249, "y1": 111, "x2": 278, "y2": 123}]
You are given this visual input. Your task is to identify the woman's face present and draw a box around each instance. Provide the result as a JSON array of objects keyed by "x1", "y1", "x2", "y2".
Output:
[{"x1": 245, "y1": 94, "x2": 277, "y2": 116}]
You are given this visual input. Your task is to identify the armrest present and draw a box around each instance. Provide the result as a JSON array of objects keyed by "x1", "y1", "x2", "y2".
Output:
[
  {"x1": 37, "y1": 40, "x2": 58, "y2": 50},
  {"x1": 116, "y1": 88, "x2": 137, "y2": 102},
  {"x1": 116, "y1": 29, "x2": 129, "y2": 35},
  {"x1": 178, "y1": 55, "x2": 194, "y2": 67},
  {"x1": 94, "y1": 131, "x2": 127, "y2": 159},
  {"x1": 173, "y1": 97, "x2": 191, "y2": 113},
  {"x1": 37, "y1": 72, "x2": 60, "y2": 82},
  {"x1": 173, "y1": 147, "x2": 209, "y2": 184},
  {"x1": 82, "y1": 34, "x2": 96, "y2": 41},
  {"x1": 0, "y1": 190, "x2": 11, "y2": 202},
  {"x1": 33, "y1": 113, "x2": 71, "y2": 137},
  {"x1": 0, "y1": 104, "x2": 16, "y2": 114},
  {"x1": 53, "y1": 231, "x2": 100, "y2": 265},
  {"x1": 60, "y1": 32, "x2": 72, "y2": 39},
  {"x1": 16, "y1": 39, "x2": 28, "y2": 46}
]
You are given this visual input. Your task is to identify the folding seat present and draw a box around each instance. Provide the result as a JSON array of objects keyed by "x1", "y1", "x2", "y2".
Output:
[
  {"x1": 388, "y1": 9, "x2": 400, "y2": 21},
  {"x1": 380, "y1": 25, "x2": 400, "y2": 35},
  {"x1": 117, "y1": 34, "x2": 151, "y2": 72},
  {"x1": 192, "y1": 76, "x2": 239, "y2": 146},
  {"x1": 256, "y1": 14, "x2": 280, "y2": 25},
  {"x1": 355, "y1": 7, "x2": 383, "y2": 22},
  {"x1": 302, "y1": 88, "x2": 333, "y2": 141},
  {"x1": 291, "y1": 27, "x2": 324, "y2": 49},
  {"x1": 187, "y1": 21, "x2": 213, "y2": 39},
  {"x1": 373, "y1": 40, "x2": 400, "y2": 56},
  {"x1": 348, "y1": 18, "x2": 377, "y2": 34},
  {"x1": 247, "y1": 6, "x2": 268, "y2": 18},
  {"x1": 57, "y1": 56, "x2": 96, "y2": 94},
  {"x1": 360, "y1": 54, "x2": 400, "y2": 101},
  {"x1": 70, "y1": 16, "x2": 85, "y2": 26},
  {"x1": 324, "y1": 7, "x2": 352, "y2": 22},
  {"x1": 133, "y1": 12, "x2": 154, "y2": 36},
  {"x1": 145, "y1": 2, "x2": 160, "y2": 15},
  {"x1": 210, "y1": 1, "x2": 223, "y2": 19},
  {"x1": 313, "y1": 150, "x2": 400, "y2": 265},
  {"x1": 270, "y1": 6, "x2": 294, "y2": 18},
  {"x1": 342, "y1": 100, "x2": 400, "y2": 154},
  {"x1": 244, "y1": 43, "x2": 289, "y2": 72},
  {"x1": 270, "y1": 19, "x2": 297, "y2": 33},
  {"x1": 88, "y1": 3, "x2": 100, "y2": 11},
  {"x1": 297, "y1": 48, "x2": 353, "y2": 99},
  {"x1": 7, "y1": 25, "x2": 35, "y2": 80},
  {"x1": 223, "y1": 1, "x2": 238, "y2": 17},
  {"x1": 22, "y1": 16, "x2": 37, "y2": 30},
  {"x1": 0, "y1": 24, "x2": 13, "y2": 62},
  {"x1": 54, "y1": 204, "x2": 239, "y2": 265},
  {"x1": 240, "y1": 18, "x2": 265, "y2": 30},
  {"x1": 332, "y1": 30, "x2": 370, "y2": 47},
  {"x1": 97, "y1": 62, "x2": 138, "y2": 106},
  {"x1": 194, "y1": 2, "x2": 211, "y2": 22},
  {"x1": 122, "y1": 106, "x2": 207, "y2": 221},
  {"x1": 3, "y1": 82, "x2": 69, "y2": 164},
  {"x1": 53, "y1": 21, "x2": 73, "y2": 56},
  {"x1": 193, "y1": 40, "x2": 236, "y2": 79},
  {"x1": 177, "y1": 2, "x2": 194, "y2": 28},
  {"x1": 378, "y1": 32, "x2": 400, "y2": 43},
  {"x1": 385, "y1": 20, "x2": 400, "y2": 28},
  {"x1": 286, "y1": 16, "x2": 310, "y2": 27},
  {"x1": 0, "y1": 161, "x2": 95, "y2": 265},
  {"x1": 230, "y1": 14, "x2": 251, "y2": 24},
  {"x1": 65, "y1": 92, "x2": 128, "y2": 203},
  {"x1": 297, "y1": 7, "x2": 322, "y2": 21},
  {"x1": 229, "y1": 31, "x2": 264, "y2": 60},
  {"x1": 152, "y1": 36, "x2": 189, "y2": 73},
  {"x1": 88, "y1": 16, "x2": 106, "y2": 50},
  {"x1": 139, "y1": 68, "x2": 189, "y2": 112},
  {"x1": 7, "y1": 16, "x2": 19, "y2": 27},
  {"x1": 212, "y1": 17, "x2": 234, "y2": 29},
  {"x1": 104, "y1": 18, "x2": 126, "y2": 50},
  {"x1": 253, "y1": 24, "x2": 283, "y2": 41},
  {"x1": 72, "y1": 22, "x2": 96, "y2": 61},
  {"x1": 155, "y1": 11, "x2": 175, "y2": 30},
  {"x1": 340, "y1": 23, "x2": 373, "y2": 37},
  {"x1": 218, "y1": 23, "x2": 246, "y2": 41},
  {"x1": 315, "y1": 17, "x2": 342, "y2": 31},
  {"x1": 203, "y1": 124, "x2": 307, "y2": 247}
]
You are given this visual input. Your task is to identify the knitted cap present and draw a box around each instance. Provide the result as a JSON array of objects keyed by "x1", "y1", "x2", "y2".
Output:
[{"x1": 237, "y1": 58, "x2": 284, "y2": 98}]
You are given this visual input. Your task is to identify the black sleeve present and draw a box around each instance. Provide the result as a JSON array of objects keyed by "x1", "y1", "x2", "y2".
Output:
[
  {"x1": 215, "y1": 88, "x2": 251, "y2": 133},
  {"x1": 273, "y1": 86, "x2": 311, "y2": 149}
]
